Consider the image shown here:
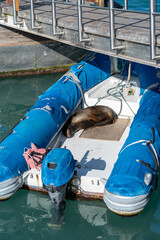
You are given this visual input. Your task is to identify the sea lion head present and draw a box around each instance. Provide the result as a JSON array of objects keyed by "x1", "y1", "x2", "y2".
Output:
[
  {"x1": 110, "y1": 110, "x2": 118, "y2": 123},
  {"x1": 64, "y1": 124, "x2": 77, "y2": 138}
]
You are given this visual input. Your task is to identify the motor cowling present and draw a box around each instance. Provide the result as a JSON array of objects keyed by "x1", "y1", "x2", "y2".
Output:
[{"x1": 41, "y1": 148, "x2": 76, "y2": 188}]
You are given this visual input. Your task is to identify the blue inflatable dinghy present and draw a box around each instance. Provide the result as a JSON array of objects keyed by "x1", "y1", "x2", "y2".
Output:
[
  {"x1": 0, "y1": 53, "x2": 111, "y2": 200},
  {"x1": 104, "y1": 84, "x2": 160, "y2": 215}
]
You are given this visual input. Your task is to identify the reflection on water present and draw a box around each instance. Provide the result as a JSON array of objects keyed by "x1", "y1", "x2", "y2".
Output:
[
  {"x1": 1, "y1": 73, "x2": 160, "y2": 240},
  {"x1": 0, "y1": 189, "x2": 160, "y2": 240}
]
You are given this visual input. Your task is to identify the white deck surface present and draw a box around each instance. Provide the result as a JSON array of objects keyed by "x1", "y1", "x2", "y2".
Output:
[
  {"x1": 60, "y1": 75, "x2": 141, "y2": 196},
  {"x1": 61, "y1": 123, "x2": 131, "y2": 195}
]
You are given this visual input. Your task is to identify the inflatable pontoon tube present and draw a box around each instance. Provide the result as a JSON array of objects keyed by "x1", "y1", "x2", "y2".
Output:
[
  {"x1": 0, "y1": 53, "x2": 111, "y2": 200},
  {"x1": 104, "y1": 84, "x2": 160, "y2": 215}
]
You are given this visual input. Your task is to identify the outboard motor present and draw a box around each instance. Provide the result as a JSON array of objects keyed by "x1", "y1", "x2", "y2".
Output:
[{"x1": 41, "y1": 148, "x2": 76, "y2": 226}]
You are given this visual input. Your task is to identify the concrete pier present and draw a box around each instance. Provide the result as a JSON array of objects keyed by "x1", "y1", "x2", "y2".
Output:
[
  {"x1": 0, "y1": 25, "x2": 90, "y2": 72},
  {"x1": 0, "y1": 0, "x2": 160, "y2": 67}
]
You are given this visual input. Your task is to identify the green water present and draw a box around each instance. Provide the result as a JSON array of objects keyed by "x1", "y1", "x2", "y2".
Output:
[
  {"x1": 116, "y1": 0, "x2": 160, "y2": 11},
  {"x1": 2, "y1": 188, "x2": 160, "y2": 240},
  {"x1": 1, "y1": 73, "x2": 160, "y2": 240}
]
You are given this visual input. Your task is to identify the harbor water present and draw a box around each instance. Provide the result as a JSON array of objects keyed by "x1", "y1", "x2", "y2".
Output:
[
  {"x1": 0, "y1": 73, "x2": 160, "y2": 240},
  {"x1": 117, "y1": 0, "x2": 160, "y2": 11}
]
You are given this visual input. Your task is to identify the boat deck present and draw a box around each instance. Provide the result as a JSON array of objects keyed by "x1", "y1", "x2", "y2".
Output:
[
  {"x1": 60, "y1": 74, "x2": 141, "y2": 199},
  {"x1": 23, "y1": 74, "x2": 141, "y2": 199},
  {"x1": 61, "y1": 118, "x2": 131, "y2": 198}
]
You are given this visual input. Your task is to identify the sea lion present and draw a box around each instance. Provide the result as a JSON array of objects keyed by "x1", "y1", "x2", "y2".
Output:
[{"x1": 63, "y1": 105, "x2": 118, "y2": 138}]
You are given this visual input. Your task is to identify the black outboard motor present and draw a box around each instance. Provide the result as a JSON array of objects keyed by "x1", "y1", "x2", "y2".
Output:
[{"x1": 41, "y1": 148, "x2": 76, "y2": 227}]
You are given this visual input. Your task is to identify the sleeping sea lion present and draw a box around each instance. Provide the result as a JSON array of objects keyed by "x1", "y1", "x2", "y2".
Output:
[{"x1": 63, "y1": 105, "x2": 118, "y2": 138}]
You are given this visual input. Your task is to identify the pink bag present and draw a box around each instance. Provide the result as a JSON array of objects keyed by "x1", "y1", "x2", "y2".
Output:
[{"x1": 23, "y1": 143, "x2": 50, "y2": 170}]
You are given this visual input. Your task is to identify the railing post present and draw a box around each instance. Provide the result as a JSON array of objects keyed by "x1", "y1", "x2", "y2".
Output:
[
  {"x1": 109, "y1": 0, "x2": 115, "y2": 50},
  {"x1": 51, "y1": 0, "x2": 64, "y2": 35},
  {"x1": 12, "y1": 0, "x2": 23, "y2": 25},
  {"x1": 77, "y1": 0, "x2": 82, "y2": 42},
  {"x1": 150, "y1": 0, "x2": 160, "y2": 59},
  {"x1": 30, "y1": 0, "x2": 42, "y2": 29},
  {"x1": 0, "y1": 2, "x2": 7, "y2": 20},
  {"x1": 124, "y1": 0, "x2": 128, "y2": 10},
  {"x1": 30, "y1": 0, "x2": 34, "y2": 29},
  {"x1": 0, "y1": 2, "x2": 2, "y2": 15},
  {"x1": 77, "y1": 0, "x2": 90, "y2": 42},
  {"x1": 109, "y1": 0, "x2": 125, "y2": 50},
  {"x1": 13, "y1": 0, "x2": 17, "y2": 24},
  {"x1": 51, "y1": 0, "x2": 56, "y2": 35}
]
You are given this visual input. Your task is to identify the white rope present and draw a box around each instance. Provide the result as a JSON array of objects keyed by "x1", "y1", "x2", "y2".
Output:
[
  {"x1": 120, "y1": 139, "x2": 149, "y2": 154},
  {"x1": 150, "y1": 143, "x2": 159, "y2": 168},
  {"x1": 63, "y1": 72, "x2": 90, "y2": 107},
  {"x1": 120, "y1": 139, "x2": 158, "y2": 165},
  {"x1": 123, "y1": 61, "x2": 131, "y2": 94}
]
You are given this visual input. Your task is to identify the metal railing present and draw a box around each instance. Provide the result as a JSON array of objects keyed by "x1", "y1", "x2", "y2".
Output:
[
  {"x1": 109, "y1": 0, "x2": 125, "y2": 50},
  {"x1": 0, "y1": 2, "x2": 7, "y2": 20},
  {"x1": 109, "y1": 0, "x2": 160, "y2": 60},
  {"x1": 150, "y1": 0, "x2": 160, "y2": 60},
  {"x1": 13, "y1": 0, "x2": 23, "y2": 25},
  {"x1": 124, "y1": 0, "x2": 128, "y2": 10},
  {"x1": 30, "y1": 0, "x2": 42, "y2": 29},
  {"x1": 77, "y1": 0, "x2": 91, "y2": 41},
  {"x1": 2, "y1": 0, "x2": 160, "y2": 60},
  {"x1": 51, "y1": 0, "x2": 64, "y2": 35}
]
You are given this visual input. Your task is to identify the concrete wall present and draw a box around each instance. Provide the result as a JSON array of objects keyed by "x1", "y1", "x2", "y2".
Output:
[{"x1": 0, "y1": 26, "x2": 91, "y2": 72}]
